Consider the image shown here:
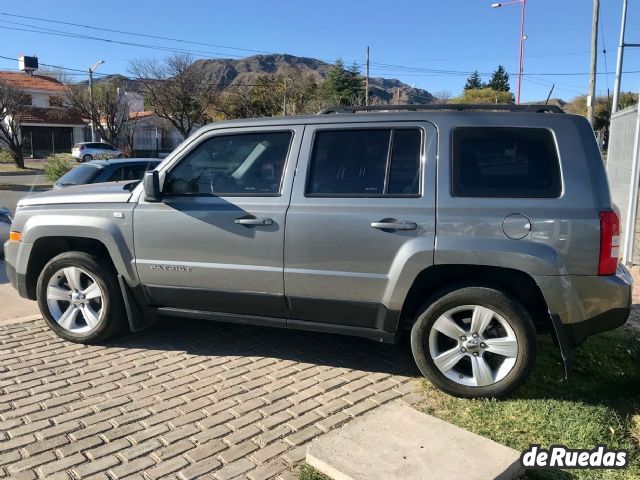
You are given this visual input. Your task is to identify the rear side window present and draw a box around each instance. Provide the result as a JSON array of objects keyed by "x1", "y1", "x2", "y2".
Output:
[
  {"x1": 306, "y1": 128, "x2": 422, "y2": 196},
  {"x1": 452, "y1": 127, "x2": 561, "y2": 198},
  {"x1": 108, "y1": 165, "x2": 148, "y2": 182}
]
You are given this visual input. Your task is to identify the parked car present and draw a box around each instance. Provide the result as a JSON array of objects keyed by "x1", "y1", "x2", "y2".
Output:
[
  {"x1": 0, "y1": 206, "x2": 11, "y2": 251},
  {"x1": 5, "y1": 104, "x2": 632, "y2": 398},
  {"x1": 54, "y1": 159, "x2": 161, "y2": 189},
  {"x1": 72, "y1": 142, "x2": 123, "y2": 162}
]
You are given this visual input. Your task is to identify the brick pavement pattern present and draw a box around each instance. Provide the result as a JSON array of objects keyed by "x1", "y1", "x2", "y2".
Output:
[{"x1": 0, "y1": 318, "x2": 420, "y2": 479}]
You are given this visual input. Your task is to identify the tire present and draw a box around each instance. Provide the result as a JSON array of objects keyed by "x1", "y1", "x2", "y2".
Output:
[
  {"x1": 410, "y1": 285, "x2": 537, "y2": 399},
  {"x1": 117, "y1": 154, "x2": 124, "y2": 159},
  {"x1": 82, "y1": 154, "x2": 93, "y2": 162},
  {"x1": 36, "y1": 251, "x2": 126, "y2": 343}
]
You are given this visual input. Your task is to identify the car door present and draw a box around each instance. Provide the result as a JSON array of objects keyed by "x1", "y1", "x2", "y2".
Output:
[
  {"x1": 284, "y1": 121, "x2": 437, "y2": 332},
  {"x1": 133, "y1": 125, "x2": 303, "y2": 318}
]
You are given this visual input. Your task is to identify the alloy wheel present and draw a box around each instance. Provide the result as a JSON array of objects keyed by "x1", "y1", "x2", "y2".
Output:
[
  {"x1": 46, "y1": 266, "x2": 104, "y2": 333},
  {"x1": 428, "y1": 305, "x2": 518, "y2": 387}
]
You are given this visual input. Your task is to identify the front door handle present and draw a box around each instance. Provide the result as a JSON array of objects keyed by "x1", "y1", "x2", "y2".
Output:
[
  {"x1": 370, "y1": 220, "x2": 417, "y2": 231},
  {"x1": 234, "y1": 216, "x2": 273, "y2": 226}
]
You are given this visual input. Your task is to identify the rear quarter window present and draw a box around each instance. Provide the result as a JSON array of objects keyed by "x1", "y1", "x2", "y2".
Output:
[
  {"x1": 451, "y1": 127, "x2": 561, "y2": 198},
  {"x1": 57, "y1": 165, "x2": 101, "y2": 186}
]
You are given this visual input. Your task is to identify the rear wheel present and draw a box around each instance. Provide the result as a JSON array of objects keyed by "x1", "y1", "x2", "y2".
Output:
[
  {"x1": 410, "y1": 286, "x2": 537, "y2": 398},
  {"x1": 37, "y1": 252, "x2": 125, "y2": 343},
  {"x1": 82, "y1": 154, "x2": 93, "y2": 162}
]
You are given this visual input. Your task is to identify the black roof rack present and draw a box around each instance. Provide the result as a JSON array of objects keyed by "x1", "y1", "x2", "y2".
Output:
[{"x1": 319, "y1": 104, "x2": 564, "y2": 114}]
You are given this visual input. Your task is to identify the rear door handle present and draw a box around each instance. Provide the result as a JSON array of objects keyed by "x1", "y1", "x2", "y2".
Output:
[
  {"x1": 370, "y1": 220, "x2": 417, "y2": 231},
  {"x1": 234, "y1": 216, "x2": 273, "y2": 226}
]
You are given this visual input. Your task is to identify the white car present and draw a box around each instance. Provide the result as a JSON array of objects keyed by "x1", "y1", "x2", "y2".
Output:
[{"x1": 71, "y1": 142, "x2": 123, "y2": 162}]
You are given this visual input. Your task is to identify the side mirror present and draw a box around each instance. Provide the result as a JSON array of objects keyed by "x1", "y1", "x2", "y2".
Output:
[{"x1": 143, "y1": 170, "x2": 162, "y2": 202}]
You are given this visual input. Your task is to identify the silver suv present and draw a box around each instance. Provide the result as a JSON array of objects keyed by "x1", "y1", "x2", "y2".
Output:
[{"x1": 5, "y1": 105, "x2": 632, "y2": 398}]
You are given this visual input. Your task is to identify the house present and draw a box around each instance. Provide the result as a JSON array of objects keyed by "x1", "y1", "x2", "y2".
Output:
[
  {"x1": 0, "y1": 59, "x2": 87, "y2": 158},
  {"x1": 123, "y1": 110, "x2": 184, "y2": 156}
]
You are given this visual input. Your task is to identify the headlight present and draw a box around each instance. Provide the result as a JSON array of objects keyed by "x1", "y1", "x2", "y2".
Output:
[{"x1": 0, "y1": 211, "x2": 12, "y2": 224}]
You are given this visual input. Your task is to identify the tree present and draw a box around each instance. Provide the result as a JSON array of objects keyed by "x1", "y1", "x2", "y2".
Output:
[
  {"x1": 565, "y1": 92, "x2": 638, "y2": 132},
  {"x1": 129, "y1": 54, "x2": 215, "y2": 139},
  {"x1": 38, "y1": 67, "x2": 72, "y2": 85},
  {"x1": 218, "y1": 69, "x2": 322, "y2": 119},
  {"x1": 0, "y1": 78, "x2": 30, "y2": 168},
  {"x1": 321, "y1": 59, "x2": 365, "y2": 106},
  {"x1": 65, "y1": 79, "x2": 129, "y2": 146},
  {"x1": 433, "y1": 90, "x2": 452, "y2": 103},
  {"x1": 453, "y1": 87, "x2": 514, "y2": 104},
  {"x1": 487, "y1": 65, "x2": 510, "y2": 92},
  {"x1": 464, "y1": 71, "x2": 484, "y2": 90}
]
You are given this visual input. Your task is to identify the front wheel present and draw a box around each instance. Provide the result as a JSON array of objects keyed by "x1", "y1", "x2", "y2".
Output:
[
  {"x1": 36, "y1": 251, "x2": 125, "y2": 343},
  {"x1": 410, "y1": 286, "x2": 537, "y2": 398}
]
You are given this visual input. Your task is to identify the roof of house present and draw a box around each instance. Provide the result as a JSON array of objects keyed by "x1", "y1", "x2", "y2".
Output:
[
  {"x1": 21, "y1": 107, "x2": 87, "y2": 125},
  {"x1": 128, "y1": 111, "x2": 156, "y2": 119},
  {"x1": 0, "y1": 71, "x2": 66, "y2": 92}
]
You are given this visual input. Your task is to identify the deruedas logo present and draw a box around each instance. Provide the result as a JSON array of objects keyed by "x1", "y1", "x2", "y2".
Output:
[{"x1": 521, "y1": 445, "x2": 628, "y2": 469}]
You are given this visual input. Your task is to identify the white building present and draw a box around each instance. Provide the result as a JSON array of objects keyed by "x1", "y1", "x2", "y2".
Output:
[{"x1": 0, "y1": 71, "x2": 87, "y2": 158}]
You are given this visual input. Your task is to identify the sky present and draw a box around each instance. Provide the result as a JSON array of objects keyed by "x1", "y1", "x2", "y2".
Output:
[{"x1": 1, "y1": 0, "x2": 639, "y2": 103}]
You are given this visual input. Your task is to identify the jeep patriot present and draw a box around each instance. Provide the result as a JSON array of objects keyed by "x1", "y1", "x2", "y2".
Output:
[{"x1": 5, "y1": 104, "x2": 632, "y2": 398}]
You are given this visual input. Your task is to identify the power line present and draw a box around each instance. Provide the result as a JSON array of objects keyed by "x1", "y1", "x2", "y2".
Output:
[
  {"x1": 5, "y1": 10, "x2": 635, "y2": 81},
  {"x1": 0, "y1": 23, "x2": 246, "y2": 60},
  {"x1": 0, "y1": 11, "x2": 273, "y2": 56}
]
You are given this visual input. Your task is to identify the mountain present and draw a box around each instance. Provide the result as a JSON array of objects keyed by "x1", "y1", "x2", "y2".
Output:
[
  {"x1": 89, "y1": 54, "x2": 434, "y2": 105},
  {"x1": 189, "y1": 54, "x2": 434, "y2": 104}
]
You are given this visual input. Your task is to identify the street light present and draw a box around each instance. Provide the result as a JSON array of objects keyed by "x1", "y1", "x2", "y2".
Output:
[
  {"x1": 88, "y1": 60, "x2": 105, "y2": 142},
  {"x1": 491, "y1": 0, "x2": 527, "y2": 105}
]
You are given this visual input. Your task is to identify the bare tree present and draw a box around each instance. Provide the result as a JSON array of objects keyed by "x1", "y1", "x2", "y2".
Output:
[
  {"x1": 129, "y1": 54, "x2": 215, "y2": 139},
  {"x1": 0, "y1": 79, "x2": 30, "y2": 168},
  {"x1": 38, "y1": 67, "x2": 73, "y2": 85},
  {"x1": 121, "y1": 111, "x2": 140, "y2": 156},
  {"x1": 65, "y1": 80, "x2": 129, "y2": 146},
  {"x1": 433, "y1": 90, "x2": 452, "y2": 104}
]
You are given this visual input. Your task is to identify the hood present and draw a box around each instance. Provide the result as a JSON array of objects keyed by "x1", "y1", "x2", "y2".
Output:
[{"x1": 17, "y1": 182, "x2": 136, "y2": 208}]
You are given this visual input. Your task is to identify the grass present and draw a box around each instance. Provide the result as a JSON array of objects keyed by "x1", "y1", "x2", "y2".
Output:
[
  {"x1": 300, "y1": 327, "x2": 640, "y2": 480},
  {"x1": 299, "y1": 465, "x2": 331, "y2": 480},
  {"x1": 0, "y1": 158, "x2": 47, "y2": 172},
  {"x1": 421, "y1": 326, "x2": 640, "y2": 480}
]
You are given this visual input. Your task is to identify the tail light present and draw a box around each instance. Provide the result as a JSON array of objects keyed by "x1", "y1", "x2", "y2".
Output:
[{"x1": 598, "y1": 211, "x2": 620, "y2": 275}]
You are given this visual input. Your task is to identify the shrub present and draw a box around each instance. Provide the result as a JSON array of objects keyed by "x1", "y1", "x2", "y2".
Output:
[
  {"x1": 43, "y1": 154, "x2": 72, "y2": 181},
  {"x1": 0, "y1": 149, "x2": 14, "y2": 164}
]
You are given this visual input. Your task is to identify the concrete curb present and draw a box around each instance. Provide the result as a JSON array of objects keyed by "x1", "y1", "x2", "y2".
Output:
[
  {"x1": 0, "y1": 170, "x2": 43, "y2": 177},
  {"x1": 307, "y1": 402, "x2": 524, "y2": 480}
]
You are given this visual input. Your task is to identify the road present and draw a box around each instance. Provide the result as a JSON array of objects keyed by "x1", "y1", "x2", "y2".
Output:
[{"x1": 0, "y1": 173, "x2": 50, "y2": 212}]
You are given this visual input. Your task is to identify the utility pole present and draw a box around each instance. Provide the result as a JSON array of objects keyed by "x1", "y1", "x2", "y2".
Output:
[
  {"x1": 587, "y1": 0, "x2": 599, "y2": 127},
  {"x1": 283, "y1": 76, "x2": 287, "y2": 116},
  {"x1": 88, "y1": 69, "x2": 95, "y2": 142},
  {"x1": 365, "y1": 46, "x2": 370, "y2": 106},
  {"x1": 612, "y1": 0, "x2": 629, "y2": 113},
  {"x1": 88, "y1": 60, "x2": 105, "y2": 142},
  {"x1": 491, "y1": 1, "x2": 527, "y2": 105}
]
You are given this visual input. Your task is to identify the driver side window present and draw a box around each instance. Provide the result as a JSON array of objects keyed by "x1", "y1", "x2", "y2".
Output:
[{"x1": 164, "y1": 131, "x2": 292, "y2": 196}]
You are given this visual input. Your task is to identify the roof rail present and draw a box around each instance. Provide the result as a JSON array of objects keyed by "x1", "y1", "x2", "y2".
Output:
[{"x1": 318, "y1": 104, "x2": 564, "y2": 114}]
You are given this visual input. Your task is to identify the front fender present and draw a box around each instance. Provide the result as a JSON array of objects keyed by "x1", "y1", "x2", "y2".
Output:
[{"x1": 20, "y1": 204, "x2": 138, "y2": 286}]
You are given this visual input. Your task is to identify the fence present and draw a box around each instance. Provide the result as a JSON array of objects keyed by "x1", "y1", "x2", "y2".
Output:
[
  {"x1": 129, "y1": 126, "x2": 183, "y2": 154},
  {"x1": 605, "y1": 101, "x2": 640, "y2": 265},
  {"x1": 22, "y1": 126, "x2": 74, "y2": 158}
]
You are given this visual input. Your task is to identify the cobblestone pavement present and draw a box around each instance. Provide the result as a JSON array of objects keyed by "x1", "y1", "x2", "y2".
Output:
[{"x1": 0, "y1": 318, "x2": 420, "y2": 480}]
